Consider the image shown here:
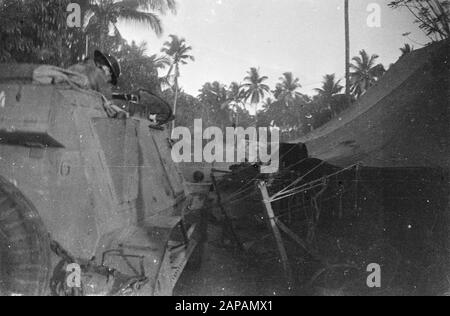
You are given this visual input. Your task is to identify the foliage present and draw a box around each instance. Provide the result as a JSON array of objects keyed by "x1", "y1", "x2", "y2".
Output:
[
  {"x1": 0, "y1": 0, "x2": 176, "y2": 65},
  {"x1": 241, "y1": 67, "x2": 271, "y2": 106},
  {"x1": 161, "y1": 34, "x2": 195, "y2": 128},
  {"x1": 0, "y1": 0, "x2": 392, "y2": 140},
  {"x1": 162, "y1": 89, "x2": 205, "y2": 129},
  {"x1": 197, "y1": 81, "x2": 231, "y2": 129},
  {"x1": 389, "y1": 0, "x2": 450, "y2": 40},
  {"x1": 85, "y1": 0, "x2": 177, "y2": 51},
  {"x1": 350, "y1": 50, "x2": 386, "y2": 98},
  {"x1": 275, "y1": 72, "x2": 303, "y2": 106},
  {"x1": 314, "y1": 74, "x2": 343, "y2": 100},
  {"x1": 0, "y1": 0, "x2": 86, "y2": 66},
  {"x1": 161, "y1": 34, "x2": 195, "y2": 86},
  {"x1": 314, "y1": 74, "x2": 346, "y2": 116},
  {"x1": 225, "y1": 82, "x2": 245, "y2": 111},
  {"x1": 400, "y1": 43, "x2": 414, "y2": 56},
  {"x1": 115, "y1": 41, "x2": 168, "y2": 93}
]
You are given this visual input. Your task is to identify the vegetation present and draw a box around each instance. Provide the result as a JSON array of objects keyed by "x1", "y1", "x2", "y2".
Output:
[
  {"x1": 400, "y1": 43, "x2": 414, "y2": 56},
  {"x1": 349, "y1": 50, "x2": 386, "y2": 98},
  {"x1": 161, "y1": 34, "x2": 195, "y2": 128},
  {"x1": 0, "y1": 0, "x2": 85, "y2": 66},
  {"x1": 4, "y1": 0, "x2": 438, "y2": 141},
  {"x1": 85, "y1": 0, "x2": 176, "y2": 51},
  {"x1": 275, "y1": 72, "x2": 303, "y2": 106},
  {"x1": 0, "y1": 0, "x2": 176, "y2": 66},
  {"x1": 115, "y1": 41, "x2": 169, "y2": 93},
  {"x1": 389, "y1": 0, "x2": 450, "y2": 41},
  {"x1": 241, "y1": 68, "x2": 271, "y2": 126}
]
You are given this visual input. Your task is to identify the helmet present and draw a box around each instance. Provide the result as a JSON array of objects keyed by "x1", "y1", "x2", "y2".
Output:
[{"x1": 94, "y1": 50, "x2": 121, "y2": 86}]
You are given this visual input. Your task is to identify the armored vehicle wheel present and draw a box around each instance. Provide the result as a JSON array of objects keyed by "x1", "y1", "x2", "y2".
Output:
[{"x1": 0, "y1": 177, "x2": 51, "y2": 296}]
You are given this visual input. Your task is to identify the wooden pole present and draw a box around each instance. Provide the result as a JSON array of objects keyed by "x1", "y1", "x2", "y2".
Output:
[
  {"x1": 172, "y1": 77, "x2": 179, "y2": 134},
  {"x1": 276, "y1": 218, "x2": 321, "y2": 262},
  {"x1": 258, "y1": 181, "x2": 293, "y2": 286},
  {"x1": 345, "y1": 0, "x2": 351, "y2": 105}
]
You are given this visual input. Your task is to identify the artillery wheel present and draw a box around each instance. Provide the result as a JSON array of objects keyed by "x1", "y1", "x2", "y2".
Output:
[{"x1": 0, "y1": 177, "x2": 51, "y2": 296}]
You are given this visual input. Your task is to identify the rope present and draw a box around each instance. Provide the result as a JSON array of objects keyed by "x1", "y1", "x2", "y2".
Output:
[
  {"x1": 278, "y1": 163, "x2": 358, "y2": 197},
  {"x1": 269, "y1": 164, "x2": 359, "y2": 203},
  {"x1": 283, "y1": 157, "x2": 309, "y2": 172},
  {"x1": 271, "y1": 161, "x2": 327, "y2": 200},
  {"x1": 210, "y1": 142, "x2": 309, "y2": 205},
  {"x1": 221, "y1": 185, "x2": 256, "y2": 206},
  {"x1": 269, "y1": 182, "x2": 327, "y2": 203}
]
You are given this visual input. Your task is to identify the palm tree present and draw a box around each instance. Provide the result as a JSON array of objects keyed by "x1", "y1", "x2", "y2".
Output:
[
  {"x1": 223, "y1": 82, "x2": 245, "y2": 126},
  {"x1": 198, "y1": 82, "x2": 229, "y2": 129},
  {"x1": 146, "y1": 53, "x2": 171, "y2": 90},
  {"x1": 116, "y1": 41, "x2": 170, "y2": 91},
  {"x1": 85, "y1": 0, "x2": 177, "y2": 51},
  {"x1": 314, "y1": 74, "x2": 343, "y2": 99},
  {"x1": 275, "y1": 72, "x2": 302, "y2": 106},
  {"x1": 161, "y1": 34, "x2": 195, "y2": 130},
  {"x1": 226, "y1": 82, "x2": 245, "y2": 106},
  {"x1": 148, "y1": 53, "x2": 171, "y2": 70},
  {"x1": 400, "y1": 43, "x2": 414, "y2": 56},
  {"x1": 241, "y1": 67, "x2": 271, "y2": 126},
  {"x1": 314, "y1": 74, "x2": 345, "y2": 116},
  {"x1": 350, "y1": 50, "x2": 386, "y2": 98},
  {"x1": 119, "y1": 40, "x2": 148, "y2": 58}
]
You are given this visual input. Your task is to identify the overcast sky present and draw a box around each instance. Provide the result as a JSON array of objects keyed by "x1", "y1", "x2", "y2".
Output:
[{"x1": 119, "y1": 0, "x2": 430, "y2": 97}]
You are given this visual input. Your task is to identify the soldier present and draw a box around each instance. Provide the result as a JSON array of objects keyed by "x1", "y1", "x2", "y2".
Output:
[
  {"x1": 68, "y1": 50, "x2": 121, "y2": 100},
  {"x1": 68, "y1": 50, "x2": 127, "y2": 117}
]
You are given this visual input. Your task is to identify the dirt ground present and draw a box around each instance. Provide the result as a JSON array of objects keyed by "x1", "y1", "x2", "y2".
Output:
[
  {"x1": 174, "y1": 166, "x2": 450, "y2": 296},
  {"x1": 174, "y1": 225, "x2": 294, "y2": 297}
]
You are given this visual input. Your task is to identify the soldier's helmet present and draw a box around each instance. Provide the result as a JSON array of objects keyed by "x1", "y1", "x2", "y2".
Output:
[{"x1": 94, "y1": 50, "x2": 121, "y2": 86}]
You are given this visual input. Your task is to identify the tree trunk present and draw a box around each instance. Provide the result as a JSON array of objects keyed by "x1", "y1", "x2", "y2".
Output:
[
  {"x1": 172, "y1": 76, "x2": 179, "y2": 134},
  {"x1": 254, "y1": 103, "x2": 258, "y2": 128},
  {"x1": 99, "y1": 18, "x2": 107, "y2": 52},
  {"x1": 345, "y1": 0, "x2": 351, "y2": 105},
  {"x1": 57, "y1": 1, "x2": 63, "y2": 66}
]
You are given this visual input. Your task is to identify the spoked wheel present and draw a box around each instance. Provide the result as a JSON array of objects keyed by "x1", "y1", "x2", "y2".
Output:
[{"x1": 0, "y1": 177, "x2": 51, "y2": 296}]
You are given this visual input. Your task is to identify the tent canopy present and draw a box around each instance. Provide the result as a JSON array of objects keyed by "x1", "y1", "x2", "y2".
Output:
[{"x1": 290, "y1": 40, "x2": 450, "y2": 169}]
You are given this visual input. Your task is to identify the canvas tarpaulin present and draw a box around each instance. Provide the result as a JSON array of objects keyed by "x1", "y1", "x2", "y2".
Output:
[{"x1": 290, "y1": 40, "x2": 450, "y2": 169}]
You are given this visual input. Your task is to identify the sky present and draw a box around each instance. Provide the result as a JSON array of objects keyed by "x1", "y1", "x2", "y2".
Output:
[{"x1": 118, "y1": 0, "x2": 430, "y2": 98}]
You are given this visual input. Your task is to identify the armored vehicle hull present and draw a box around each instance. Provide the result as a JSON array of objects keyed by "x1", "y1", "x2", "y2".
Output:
[{"x1": 0, "y1": 66, "x2": 207, "y2": 296}]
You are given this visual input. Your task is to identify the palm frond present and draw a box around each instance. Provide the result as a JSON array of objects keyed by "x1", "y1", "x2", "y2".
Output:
[
  {"x1": 133, "y1": 0, "x2": 177, "y2": 14},
  {"x1": 117, "y1": 9, "x2": 163, "y2": 35}
]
